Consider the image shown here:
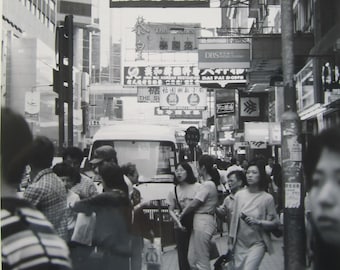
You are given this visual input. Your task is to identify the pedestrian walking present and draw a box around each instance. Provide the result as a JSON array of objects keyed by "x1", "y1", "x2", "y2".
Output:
[
  {"x1": 167, "y1": 162, "x2": 201, "y2": 270},
  {"x1": 24, "y1": 136, "x2": 69, "y2": 241},
  {"x1": 303, "y1": 126, "x2": 340, "y2": 270},
  {"x1": 90, "y1": 145, "x2": 134, "y2": 197},
  {"x1": 53, "y1": 162, "x2": 81, "y2": 240},
  {"x1": 1, "y1": 107, "x2": 72, "y2": 270},
  {"x1": 180, "y1": 155, "x2": 219, "y2": 270},
  {"x1": 72, "y1": 162, "x2": 132, "y2": 270},
  {"x1": 122, "y1": 162, "x2": 154, "y2": 270},
  {"x1": 229, "y1": 161, "x2": 279, "y2": 270},
  {"x1": 216, "y1": 170, "x2": 246, "y2": 235},
  {"x1": 63, "y1": 146, "x2": 98, "y2": 199}
]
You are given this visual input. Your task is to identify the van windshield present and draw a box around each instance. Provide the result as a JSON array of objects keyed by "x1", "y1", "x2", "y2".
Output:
[{"x1": 91, "y1": 140, "x2": 176, "y2": 183}]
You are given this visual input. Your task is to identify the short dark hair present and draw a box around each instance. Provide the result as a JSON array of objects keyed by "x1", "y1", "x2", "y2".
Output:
[
  {"x1": 227, "y1": 170, "x2": 247, "y2": 187},
  {"x1": 99, "y1": 162, "x2": 128, "y2": 195},
  {"x1": 174, "y1": 162, "x2": 197, "y2": 185},
  {"x1": 29, "y1": 136, "x2": 55, "y2": 169},
  {"x1": 303, "y1": 126, "x2": 340, "y2": 190},
  {"x1": 121, "y1": 162, "x2": 137, "y2": 177},
  {"x1": 53, "y1": 162, "x2": 81, "y2": 184},
  {"x1": 246, "y1": 160, "x2": 269, "y2": 191},
  {"x1": 62, "y1": 147, "x2": 84, "y2": 164},
  {"x1": 1, "y1": 107, "x2": 33, "y2": 187}
]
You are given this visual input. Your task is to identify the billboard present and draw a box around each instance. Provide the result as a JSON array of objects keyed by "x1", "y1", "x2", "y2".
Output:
[
  {"x1": 137, "y1": 87, "x2": 160, "y2": 103},
  {"x1": 159, "y1": 86, "x2": 206, "y2": 110},
  {"x1": 198, "y1": 42, "x2": 250, "y2": 69},
  {"x1": 110, "y1": 0, "x2": 209, "y2": 8},
  {"x1": 124, "y1": 66, "x2": 200, "y2": 86}
]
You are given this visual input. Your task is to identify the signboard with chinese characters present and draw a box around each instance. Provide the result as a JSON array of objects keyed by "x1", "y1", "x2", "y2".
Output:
[
  {"x1": 244, "y1": 122, "x2": 281, "y2": 145},
  {"x1": 124, "y1": 66, "x2": 200, "y2": 86},
  {"x1": 137, "y1": 87, "x2": 160, "y2": 103},
  {"x1": 154, "y1": 107, "x2": 203, "y2": 119},
  {"x1": 198, "y1": 42, "x2": 250, "y2": 69},
  {"x1": 159, "y1": 86, "x2": 206, "y2": 110},
  {"x1": 133, "y1": 19, "x2": 200, "y2": 52},
  {"x1": 216, "y1": 102, "x2": 235, "y2": 115},
  {"x1": 110, "y1": 0, "x2": 209, "y2": 7}
]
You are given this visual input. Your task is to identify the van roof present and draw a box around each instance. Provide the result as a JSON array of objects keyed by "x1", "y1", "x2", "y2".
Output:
[{"x1": 92, "y1": 123, "x2": 177, "y2": 142}]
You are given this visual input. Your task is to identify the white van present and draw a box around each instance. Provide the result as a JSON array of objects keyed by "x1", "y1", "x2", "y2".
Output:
[{"x1": 88, "y1": 123, "x2": 177, "y2": 202}]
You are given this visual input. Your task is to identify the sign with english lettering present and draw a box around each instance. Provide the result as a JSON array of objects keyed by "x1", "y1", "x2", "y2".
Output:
[{"x1": 137, "y1": 87, "x2": 160, "y2": 103}]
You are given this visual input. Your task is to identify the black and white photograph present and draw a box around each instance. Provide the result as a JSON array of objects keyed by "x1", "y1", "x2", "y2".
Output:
[{"x1": 1, "y1": 0, "x2": 340, "y2": 269}]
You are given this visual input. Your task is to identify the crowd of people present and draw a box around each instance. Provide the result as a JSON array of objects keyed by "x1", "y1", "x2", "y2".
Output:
[{"x1": 2, "y1": 106, "x2": 340, "y2": 270}]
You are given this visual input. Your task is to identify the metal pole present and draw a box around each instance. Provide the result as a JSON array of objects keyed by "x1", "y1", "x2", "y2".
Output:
[
  {"x1": 58, "y1": 27, "x2": 65, "y2": 154},
  {"x1": 281, "y1": 1, "x2": 306, "y2": 269}
]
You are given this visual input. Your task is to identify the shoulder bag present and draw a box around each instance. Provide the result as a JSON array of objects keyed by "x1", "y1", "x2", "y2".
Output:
[{"x1": 174, "y1": 186, "x2": 194, "y2": 231}]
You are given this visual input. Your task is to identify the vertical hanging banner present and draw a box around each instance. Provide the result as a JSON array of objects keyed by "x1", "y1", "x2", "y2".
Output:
[{"x1": 159, "y1": 86, "x2": 207, "y2": 110}]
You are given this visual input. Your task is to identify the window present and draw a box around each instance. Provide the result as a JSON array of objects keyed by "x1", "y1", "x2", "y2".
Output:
[
  {"x1": 184, "y1": 41, "x2": 193, "y2": 50},
  {"x1": 159, "y1": 40, "x2": 168, "y2": 50},
  {"x1": 172, "y1": 40, "x2": 180, "y2": 51}
]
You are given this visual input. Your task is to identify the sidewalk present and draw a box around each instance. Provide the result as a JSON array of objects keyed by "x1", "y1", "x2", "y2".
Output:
[{"x1": 161, "y1": 234, "x2": 283, "y2": 270}]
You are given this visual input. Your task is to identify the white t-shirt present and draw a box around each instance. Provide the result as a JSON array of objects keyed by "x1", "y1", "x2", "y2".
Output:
[
  {"x1": 195, "y1": 181, "x2": 218, "y2": 214},
  {"x1": 167, "y1": 182, "x2": 201, "y2": 211}
]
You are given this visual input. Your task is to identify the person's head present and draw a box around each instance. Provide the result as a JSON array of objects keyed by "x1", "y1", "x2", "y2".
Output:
[
  {"x1": 98, "y1": 162, "x2": 128, "y2": 195},
  {"x1": 121, "y1": 162, "x2": 139, "y2": 184},
  {"x1": 198, "y1": 154, "x2": 220, "y2": 186},
  {"x1": 62, "y1": 147, "x2": 84, "y2": 171},
  {"x1": 230, "y1": 157, "x2": 237, "y2": 165},
  {"x1": 245, "y1": 161, "x2": 268, "y2": 190},
  {"x1": 241, "y1": 159, "x2": 249, "y2": 170},
  {"x1": 174, "y1": 162, "x2": 196, "y2": 185},
  {"x1": 267, "y1": 156, "x2": 274, "y2": 166},
  {"x1": 29, "y1": 136, "x2": 54, "y2": 170},
  {"x1": 53, "y1": 162, "x2": 80, "y2": 190},
  {"x1": 1, "y1": 108, "x2": 33, "y2": 190},
  {"x1": 303, "y1": 126, "x2": 340, "y2": 247},
  {"x1": 227, "y1": 170, "x2": 246, "y2": 193},
  {"x1": 90, "y1": 145, "x2": 118, "y2": 169}
]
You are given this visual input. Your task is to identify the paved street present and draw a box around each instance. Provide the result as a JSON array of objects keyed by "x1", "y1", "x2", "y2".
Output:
[{"x1": 161, "y1": 234, "x2": 284, "y2": 270}]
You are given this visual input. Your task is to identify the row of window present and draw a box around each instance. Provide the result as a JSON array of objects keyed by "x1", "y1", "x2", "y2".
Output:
[
  {"x1": 20, "y1": 0, "x2": 56, "y2": 31},
  {"x1": 159, "y1": 40, "x2": 194, "y2": 51}
]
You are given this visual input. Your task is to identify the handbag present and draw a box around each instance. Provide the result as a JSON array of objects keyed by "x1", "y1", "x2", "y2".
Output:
[
  {"x1": 209, "y1": 238, "x2": 220, "y2": 260},
  {"x1": 174, "y1": 186, "x2": 194, "y2": 230},
  {"x1": 214, "y1": 250, "x2": 233, "y2": 270}
]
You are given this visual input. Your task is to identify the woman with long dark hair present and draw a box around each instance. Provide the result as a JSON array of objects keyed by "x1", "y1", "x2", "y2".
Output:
[
  {"x1": 303, "y1": 126, "x2": 340, "y2": 270},
  {"x1": 167, "y1": 162, "x2": 201, "y2": 270},
  {"x1": 180, "y1": 154, "x2": 219, "y2": 270},
  {"x1": 229, "y1": 161, "x2": 279, "y2": 270}
]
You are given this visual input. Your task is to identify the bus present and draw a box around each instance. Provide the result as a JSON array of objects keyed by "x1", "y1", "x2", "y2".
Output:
[{"x1": 87, "y1": 123, "x2": 178, "y2": 247}]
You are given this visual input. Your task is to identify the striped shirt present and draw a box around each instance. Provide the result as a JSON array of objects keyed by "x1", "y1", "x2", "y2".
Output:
[
  {"x1": 24, "y1": 168, "x2": 68, "y2": 240},
  {"x1": 1, "y1": 197, "x2": 72, "y2": 270}
]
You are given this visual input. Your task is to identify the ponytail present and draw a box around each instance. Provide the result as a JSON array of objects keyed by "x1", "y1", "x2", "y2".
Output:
[{"x1": 198, "y1": 154, "x2": 220, "y2": 186}]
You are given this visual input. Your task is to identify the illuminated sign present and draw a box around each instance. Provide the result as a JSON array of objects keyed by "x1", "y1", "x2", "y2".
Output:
[
  {"x1": 110, "y1": 0, "x2": 209, "y2": 8},
  {"x1": 159, "y1": 86, "x2": 206, "y2": 110},
  {"x1": 124, "y1": 66, "x2": 200, "y2": 86},
  {"x1": 154, "y1": 107, "x2": 203, "y2": 119}
]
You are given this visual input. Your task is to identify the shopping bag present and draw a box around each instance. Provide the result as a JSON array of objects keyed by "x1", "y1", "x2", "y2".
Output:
[
  {"x1": 142, "y1": 238, "x2": 162, "y2": 270},
  {"x1": 71, "y1": 212, "x2": 96, "y2": 246}
]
